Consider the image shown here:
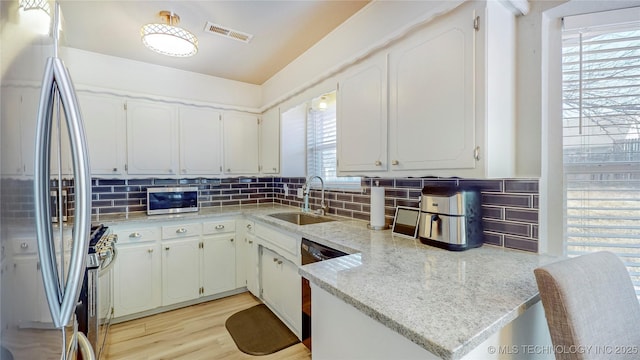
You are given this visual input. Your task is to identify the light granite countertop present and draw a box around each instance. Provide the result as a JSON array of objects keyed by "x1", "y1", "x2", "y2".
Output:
[{"x1": 98, "y1": 204, "x2": 557, "y2": 360}]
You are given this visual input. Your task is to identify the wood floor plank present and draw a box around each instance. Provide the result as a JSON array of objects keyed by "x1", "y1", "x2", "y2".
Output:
[{"x1": 104, "y1": 292, "x2": 311, "y2": 360}]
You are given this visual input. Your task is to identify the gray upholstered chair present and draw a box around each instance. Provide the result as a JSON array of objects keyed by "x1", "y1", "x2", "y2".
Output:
[{"x1": 534, "y1": 251, "x2": 640, "y2": 360}]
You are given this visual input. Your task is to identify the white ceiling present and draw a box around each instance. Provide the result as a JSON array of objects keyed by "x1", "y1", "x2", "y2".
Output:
[{"x1": 58, "y1": 1, "x2": 369, "y2": 85}]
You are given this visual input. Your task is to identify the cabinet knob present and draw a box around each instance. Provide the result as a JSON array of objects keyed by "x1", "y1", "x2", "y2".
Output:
[
  {"x1": 391, "y1": 160, "x2": 399, "y2": 165},
  {"x1": 20, "y1": 242, "x2": 28, "y2": 249},
  {"x1": 176, "y1": 228, "x2": 187, "y2": 234},
  {"x1": 165, "y1": 247, "x2": 170, "y2": 251},
  {"x1": 130, "y1": 232, "x2": 141, "y2": 238},
  {"x1": 246, "y1": 224, "x2": 252, "y2": 230},
  {"x1": 230, "y1": 238, "x2": 234, "y2": 243},
  {"x1": 277, "y1": 260, "x2": 283, "y2": 265},
  {"x1": 215, "y1": 224, "x2": 225, "y2": 230},
  {"x1": 226, "y1": 168, "x2": 231, "y2": 172},
  {"x1": 112, "y1": 167, "x2": 118, "y2": 172},
  {"x1": 168, "y1": 169, "x2": 173, "y2": 174},
  {"x1": 374, "y1": 160, "x2": 382, "y2": 166},
  {"x1": 272, "y1": 167, "x2": 277, "y2": 171},
  {"x1": 273, "y1": 258, "x2": 278, "y2": 262},
  {"x1": 248, "y1": 240, "x2": 253, "y2": 244},
  {"x1": 147, "y1": 248, "x2": 154, "y2": 253}
]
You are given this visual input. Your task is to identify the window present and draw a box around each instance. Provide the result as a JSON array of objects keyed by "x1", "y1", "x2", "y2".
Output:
[
  {"x1": 306, "y1": 92, "x2": 360, "y2": 189},
  {"x1": 562, "y1": 8, "x2": 640, "y2": 297}
]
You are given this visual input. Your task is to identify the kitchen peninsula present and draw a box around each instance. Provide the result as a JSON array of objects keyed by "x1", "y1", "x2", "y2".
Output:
[{"x1": 248, "y1": 208, "x2": 557, "y2": 360}]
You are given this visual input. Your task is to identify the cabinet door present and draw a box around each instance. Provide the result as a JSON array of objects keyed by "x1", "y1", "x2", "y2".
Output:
[
  {"x1": 201, "y1": 234, "x2": 236, "y2": 296},
  {"x1": 78, "y1": 93, "x2": 126, "y2": 176},
  {"x1": 179, "y1": 106, "x2": 222, "y2": 176},
  {"x1": 260, "y1": 108, "x2": 280, "y2": 174},
  {"x1": 11, "y1": 256, "x2": 40, "y2": 325},
  {"x1": 113, "y1": 243, "x2": 161, "y2": 317},
  {"x1": 389, "y1": 6, "x2": 475, "y2": 171},
  {"x1": 245, "y1": 232, "x2": 259, "y2": 297},
  {"x1": 1, "y1": 88, "x2": 25, "y2": 175},
  {"x1": 223, "y1": 113, "x2": 259, "y2": 174},
  {"x1": 260, "y1": 247, "x2": 281, "y2": 310},
  {"x1": 337, "y1": 54, "x2": 388, "y2": 172},
  {"x1": 278, "y1": 256, "x2": 302, "y2": 336},
  {"x1": 161, "y1": 238, "x2": 200, "y2": 306},
  {"x1": 126, "y1": 100, "x2": 178, "y2": 175}
]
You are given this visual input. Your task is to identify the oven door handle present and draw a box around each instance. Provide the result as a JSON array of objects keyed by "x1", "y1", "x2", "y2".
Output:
[{"x1": 99, "y1": 246, "x2": 118, "y2": 275}]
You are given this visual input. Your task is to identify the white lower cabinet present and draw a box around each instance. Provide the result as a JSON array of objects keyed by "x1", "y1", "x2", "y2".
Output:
[
  {"x1": 260, "y1": 246, "x2": 302, "y2": 337},
  {"x1": 114, "y1": 242, "x2": 162, "y2": 317},
  {"x1": 201, "y1": 234, "x2": 236, "y2": 296},
  {"x1": 161, "y1": 237, "x2": 201, "y2": 306},
  {"x1": 245, "y1": 232, "x2": 259, "y2": 297}
]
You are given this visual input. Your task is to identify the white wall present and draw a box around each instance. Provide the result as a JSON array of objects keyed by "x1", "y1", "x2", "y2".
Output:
[{"x1": 59, "y1": 47, "x2": 262, "y2": 110}]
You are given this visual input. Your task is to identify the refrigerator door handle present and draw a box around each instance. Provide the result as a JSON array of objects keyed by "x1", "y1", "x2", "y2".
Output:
[{"x1": 34, "y1": 56, "x2": 92, "y2": 329}]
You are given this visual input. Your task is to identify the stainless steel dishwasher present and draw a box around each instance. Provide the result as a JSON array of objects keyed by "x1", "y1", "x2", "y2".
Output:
[{"x1": 301, "y1": 238, "x2": 348, "y2": 350}]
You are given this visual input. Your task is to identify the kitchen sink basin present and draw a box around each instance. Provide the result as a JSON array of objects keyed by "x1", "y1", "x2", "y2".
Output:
[{"x1": 268, "y1": 212, "x2": 336, "y2": 225}]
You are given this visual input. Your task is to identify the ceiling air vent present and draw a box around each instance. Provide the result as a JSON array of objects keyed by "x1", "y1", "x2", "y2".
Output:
[{"x1": 204, "y1": 22, "x2": 253, "y2": 43}]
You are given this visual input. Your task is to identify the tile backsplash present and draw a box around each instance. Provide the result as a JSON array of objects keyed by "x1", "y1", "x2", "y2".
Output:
[{"x1": 2, "y1": 176, "x2": 539, "y2": 253}]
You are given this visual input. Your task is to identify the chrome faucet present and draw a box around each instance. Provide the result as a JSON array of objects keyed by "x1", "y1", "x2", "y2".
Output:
[{"x1": 301, "y1": 176, "x2": 328, "y2": 215}]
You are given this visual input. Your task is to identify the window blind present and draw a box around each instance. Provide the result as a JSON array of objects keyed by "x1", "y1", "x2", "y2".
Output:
[
  {"x1": 562, "y1": 11, "x2": 640, "y2": 297},
  {"x1": 306, "y1": 92, "x2": 360, "y2": 189}
]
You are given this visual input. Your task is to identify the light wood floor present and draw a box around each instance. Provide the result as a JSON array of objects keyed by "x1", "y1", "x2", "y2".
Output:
[{"x1": 104, "y1": 292, "x2": 312, "y2": 360}]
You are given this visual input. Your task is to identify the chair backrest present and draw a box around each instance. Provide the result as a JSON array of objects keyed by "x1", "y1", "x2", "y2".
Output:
[{"x1": 534, "y1": 251, "x2": 640, "y2": 360}]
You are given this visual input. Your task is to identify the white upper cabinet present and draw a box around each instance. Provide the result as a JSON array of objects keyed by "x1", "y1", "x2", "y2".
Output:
[
  {"x1": 259, "y1": 107, "x2": 280, "y2": 174},
  {"x1": 126, "y1": 100, "x2": 179, "y2": 176},
  {"x1": 337, "y1": 53, "x2": 388, "y2": 173},
  {"x1": 388, "y1": 2, "x2": 475, "y2": 173},
  {"x1": 78, "y1": 93, "x2": 126, "y2": 176},
  {"x1": 1, "y1": 87, "x2": 35, "y2": 176},
  {"x1": 179, "y1": 106, "x2": 223, "y2": 176},
  {"x1": 223, "y1": 112, "x2": 260, "y2": 174}
]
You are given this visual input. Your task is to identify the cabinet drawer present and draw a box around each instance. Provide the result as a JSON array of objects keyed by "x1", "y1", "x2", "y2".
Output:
[
  {"x1": 162, "y1": 223, "x2": 202, "y2": 239},
  {"x1": 115, "y1": 226, "x2": 161, "y2": 244},
  {"x1": 202, "y1": 219, "x2": 236, "y2": 234},
  {"x1": 255, "y1": 222, "x2": 299, "y2": 257}
]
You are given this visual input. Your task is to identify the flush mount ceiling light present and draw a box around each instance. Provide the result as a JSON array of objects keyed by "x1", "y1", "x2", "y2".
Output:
[
  {"x1": 141, "y1": 11, "x2": 198, "y2": 57},
  {"x1": 18, "y1": 0, "x2": 51, "y2": 35}
]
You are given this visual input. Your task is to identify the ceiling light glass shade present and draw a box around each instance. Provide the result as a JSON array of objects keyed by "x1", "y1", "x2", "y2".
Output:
[
  {"x1": 18, "y1": 0, "x2": 51, "y2": 35},
  {"x1": 141, "y1": 12, "x2": 198, "y2": 57}
]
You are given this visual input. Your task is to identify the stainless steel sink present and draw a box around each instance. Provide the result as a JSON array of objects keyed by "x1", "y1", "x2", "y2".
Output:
[{"x1": 268, "y1": 212, "x2": 336, "y2": 225}]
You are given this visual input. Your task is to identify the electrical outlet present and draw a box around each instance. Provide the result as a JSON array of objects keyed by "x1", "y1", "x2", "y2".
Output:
[{"x1": 297, "y1": 188, "x2": 303, "y2": 199}]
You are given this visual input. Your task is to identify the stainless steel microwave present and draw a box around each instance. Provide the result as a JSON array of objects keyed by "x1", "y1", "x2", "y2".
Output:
[{"x1": 146, "y1": 187, "x2": 199, "y2": 215}]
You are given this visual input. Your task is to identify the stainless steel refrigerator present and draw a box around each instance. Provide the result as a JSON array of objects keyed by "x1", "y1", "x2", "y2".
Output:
[{"x1": 1, "y1": 1, "x2": 94, "y2": 359}]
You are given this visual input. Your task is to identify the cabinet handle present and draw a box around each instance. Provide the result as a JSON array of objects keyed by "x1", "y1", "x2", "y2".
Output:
[
  {"x1": 391, "y1": 160, "x2": 399, "y2": 165},
  {"x1": 147, "y1": 248, "x2": 154, "y2": 253},
  {"x1": 165, "y1": 247, "x2": 170, "y2": 251},
  {"x1": 215, "y1": 224, "x2": 225, "y2": 230},
  {"x1": 272, "y1": 167, "x2": 277, "y2": 171},
  {"x1": 20, "y1": 242, "x2": 29, "y2": 249},
  {"x1": 277, "y1": 260, "x2": 283, "y2": 265},
  {"x1": 374, "y1": 160, "x2": 382, "y2": 166},
  {"x1": 130, "y1": 232, "x2": 141, "y2": 238},
  {"x1": 474, "y1": 146, "x2": 481, "y2": 161},
  {"x1": 176, "y1": 228, "x2": 187, "y2": 234},
  {"x1": 246, "y1": 224, "x2": 252, "y2": 230},
  {"x1": 248, "y1": 240, "x2": 253, "y2": 244}
]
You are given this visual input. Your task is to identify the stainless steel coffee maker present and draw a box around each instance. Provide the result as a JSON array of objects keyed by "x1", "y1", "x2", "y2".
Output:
[{"x1": 418, "y1": 185, "x2": 483, "y2": 251}]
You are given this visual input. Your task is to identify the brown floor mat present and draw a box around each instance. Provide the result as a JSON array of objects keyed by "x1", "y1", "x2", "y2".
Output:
[{"x1": 225, "y1": 304, "x2": 299, "y2": 355}]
